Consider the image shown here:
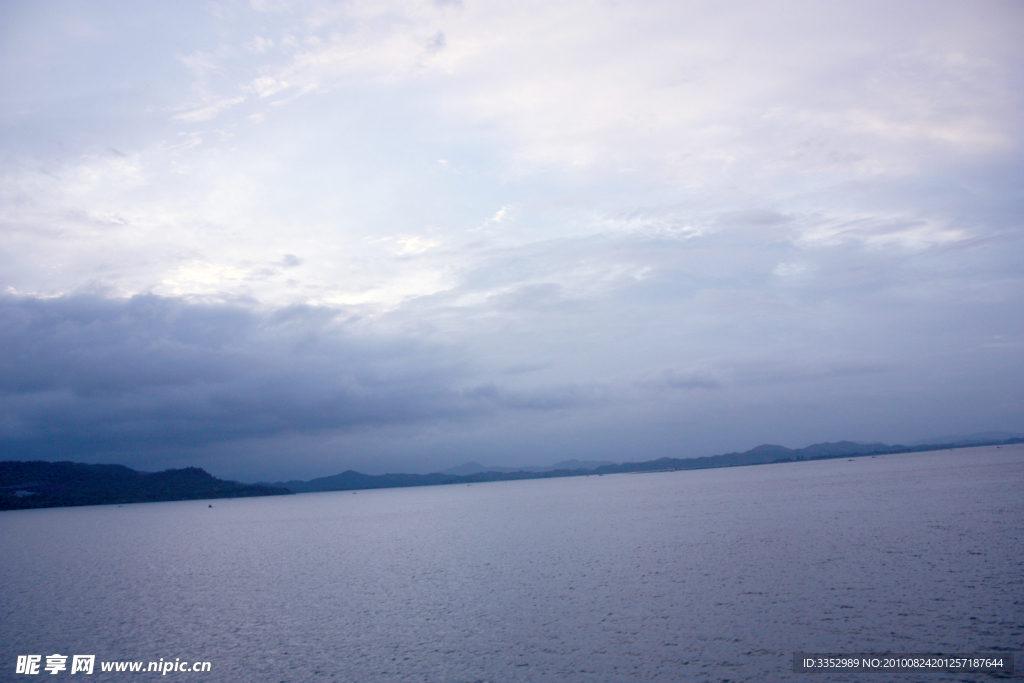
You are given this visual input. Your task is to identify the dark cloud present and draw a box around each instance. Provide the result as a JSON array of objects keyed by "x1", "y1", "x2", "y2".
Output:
[
  {"x1": 3, "y1": 283, "x2": 1021, "y2": 481},
  {"x1": 0, "y1": 293, "x2": 630, "y2": 472},
  {"x1": 0, "y1": 293, "x2": 480, "y2": 461},
  {"x1": 646, "y1": 370, "x2": 720, "y2": 391},
  {"x1": 723, "y1": 358, "x2": 893, "y2": 387},
  {"x1": 463, "y1": 381, "x2": 609, "y2": 411}
]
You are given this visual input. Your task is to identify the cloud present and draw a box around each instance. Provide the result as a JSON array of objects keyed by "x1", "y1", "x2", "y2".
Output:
[
  {"x1": 426, "y1": 31, "x2": 446, "y2": 54},
  {"x1": 645, "y1": 370, "x2": 720, "y2": 391},
  {"x1": 463, "y1": 381, "x2": 608, "y2": 411},
  {"x1": 172, "y1": 96, "x2": 246, "y2": 123},
  {"x1": 0, "y1": 294, "x2": 476, "y2": 456},
  {"x1": 0, "y1": 292, "x2": 617, "y2": 467},
  {"x1": 1, "y1": 0, "x2": 1022, "y2": 479}
]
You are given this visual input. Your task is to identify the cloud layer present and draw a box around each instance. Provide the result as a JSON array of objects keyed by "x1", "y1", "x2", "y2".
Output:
[{"x1": 1, "y1": 0, "x2": 1022, "y2": 479}]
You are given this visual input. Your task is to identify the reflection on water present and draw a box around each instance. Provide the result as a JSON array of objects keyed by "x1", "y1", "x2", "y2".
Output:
[{"x1": 2, "y1": 444, "x2": 1022, "y2": 682}]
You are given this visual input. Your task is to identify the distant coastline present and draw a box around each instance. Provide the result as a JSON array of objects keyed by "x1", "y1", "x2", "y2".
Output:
[
  {"x1": 263, "y1": 437, "x2": 1024, "y2": 495},
  {"x1": 0, "y1": 462, "x2": 291, "y2": 511},
  {"x1": 3, "y1": 437, "x2": 1020, "y2": 511}
]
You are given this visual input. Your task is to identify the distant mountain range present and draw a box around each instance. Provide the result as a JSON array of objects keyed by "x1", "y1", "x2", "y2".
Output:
[
  {"x1": 265, "y1": 436, "x2": 1024, "y2": 495},
  {"x1": 910, "y1": 431, "x2": 1024, "y2": 446},
  {"x1": 440, "y1": 459, "x2": 617, "y2": 476},
  {"x1": 0, "y1": 462, "x2": 291, "y2": 511},
  {"x1": 5, "y1": 434, "x2": 1021, "y2": 511}
]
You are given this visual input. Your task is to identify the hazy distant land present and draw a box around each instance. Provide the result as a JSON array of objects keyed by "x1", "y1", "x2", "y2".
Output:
[
  {"x1": 266, "y1": 436, "x2": 1024, "y2": 494},
  {"x1": 3, "y1": 433, "x2": 1020, "y2": 511},
  {"x1": 0, "y1": 462, "x2": 291, "y2": 511}
]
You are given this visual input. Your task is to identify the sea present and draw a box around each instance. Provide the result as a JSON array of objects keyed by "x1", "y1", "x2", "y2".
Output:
[{"x1": 2, "y1": 444, "x2": 1022, "y2": 682}]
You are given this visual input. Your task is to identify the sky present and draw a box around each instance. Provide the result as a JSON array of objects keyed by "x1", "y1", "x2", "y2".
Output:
[{"x1": 1, "y1": 0, "x2": 1022, "y2": 482}]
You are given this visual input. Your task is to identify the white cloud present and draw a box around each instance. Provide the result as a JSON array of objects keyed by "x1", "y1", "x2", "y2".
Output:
[
  {"x1": 370, "y1": 234, "x2": 442, "y2": 255},
  {"x1": 172, "y1": 96, "x2": 246, "y2": 123},
  {"x1": 796, "y1": 215, "x2": 967, "y2": 249},
  {"x1": 773, "y1": 262, "x2": 809, "y2": 278}
]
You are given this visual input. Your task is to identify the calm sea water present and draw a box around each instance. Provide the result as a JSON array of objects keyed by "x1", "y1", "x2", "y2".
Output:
[{"x1": 2, "y1": 445, "x2": 1022, "y2": 682}]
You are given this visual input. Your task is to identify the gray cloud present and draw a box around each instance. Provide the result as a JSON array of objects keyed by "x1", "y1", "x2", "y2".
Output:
[
  {"x1": 0, "y1": 294, "x2": 476, "y2": 457},
  {"x1": 645, "y1": 370, "x2": 721, "y2": 391},
  {"x1": 0, "y1": 293, "x2": 628, "y2": 471}
]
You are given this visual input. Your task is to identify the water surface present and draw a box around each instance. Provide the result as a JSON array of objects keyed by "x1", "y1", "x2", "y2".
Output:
[{"x1": 3, "y1": 445, "x2": 1022, "y2": 681}]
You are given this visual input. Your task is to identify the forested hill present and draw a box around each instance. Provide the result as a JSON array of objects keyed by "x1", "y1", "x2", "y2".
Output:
[
  {"x1": 0, "y1": 461, "x2": 292, "y2": 511},
  {"x1": 268, "y1": 438, "x2": 1024, "y2": 494}
]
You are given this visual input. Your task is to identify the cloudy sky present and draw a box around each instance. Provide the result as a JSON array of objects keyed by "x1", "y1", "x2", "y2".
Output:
[{"x1": 1, "y1": 0, "x2": 1022, "y2": 481}]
